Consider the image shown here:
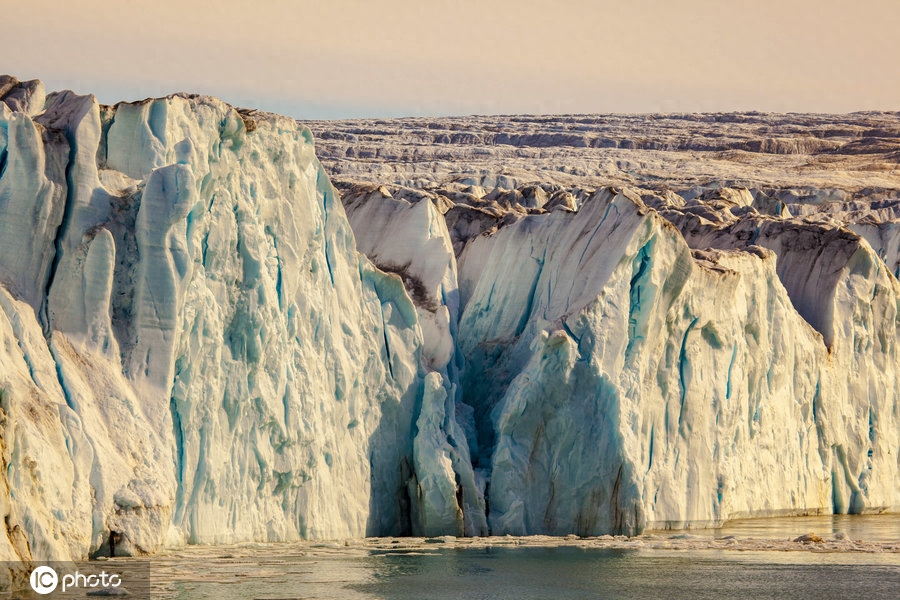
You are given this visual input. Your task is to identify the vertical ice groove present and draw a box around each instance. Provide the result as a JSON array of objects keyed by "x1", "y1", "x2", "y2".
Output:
[
  {"x1": 380, "y1": 304, "x2": 395, "y2": 380},
  {"x1": 317, "y1": 170, "x2": 336, "y2": 286},
  {"x1": 169, "y1": 394, "x2": 186, "y2": 523},
  {"x1": 560, "y1": 317, "x2": 581, "y2": 346},
  {"x1": 677, "y1": 317, "x2": 699, "y2": 430},
  {"x1": 625, "y1": 237, "x2": 654, "y2": 361},
  {"x1": 514, "y1": 248, "x2": 546, "y2": 337},
  {"x1": 725, "y1": 343, "x2": 737, "y2": 400},
  {"x1": 147, "y1": 100, "x2": 167, "y2": 147}
]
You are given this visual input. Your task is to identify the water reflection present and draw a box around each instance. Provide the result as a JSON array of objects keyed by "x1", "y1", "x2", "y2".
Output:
[
  {"x1": 700, "y1": 514, "x2": 900, "y2": 541},
  {"x1": 350, "y1": 547, "x2": 899, "y2": 600}
]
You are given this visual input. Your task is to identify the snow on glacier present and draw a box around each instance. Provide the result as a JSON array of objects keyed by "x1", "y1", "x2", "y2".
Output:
[{"x1": 1, "y1": 77, "x2": 899, "y2": 565}]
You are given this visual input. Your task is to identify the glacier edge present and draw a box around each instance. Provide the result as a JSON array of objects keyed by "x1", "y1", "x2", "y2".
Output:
[{"x1": 0, "y1": 78, "x2": 898, "y2": 566}]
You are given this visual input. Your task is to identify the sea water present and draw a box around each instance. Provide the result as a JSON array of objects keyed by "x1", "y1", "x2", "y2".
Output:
[{"x1": 132, "y1": 515, "x2": 900, "y2": 599}]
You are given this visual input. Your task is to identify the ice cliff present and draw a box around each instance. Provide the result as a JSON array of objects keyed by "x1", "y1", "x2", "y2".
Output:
[
  {"x1": 0, "y1": 76, "x2": 460, "y2": 564},
  {"x1": 337, "y1": 178, "x2": 900, "y2": 537},
  {"x1": 1, "y1": 78, "x2": 898, "y2": 564}
]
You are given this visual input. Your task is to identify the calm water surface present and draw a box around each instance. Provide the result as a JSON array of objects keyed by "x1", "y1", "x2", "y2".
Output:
[
  {"x1": 662, "y1": 513, "x2": 900, "y2": 541},
  {"x1": 148, "y1": 515, "x2": 899, "y2": 600},
  {"x1": 353, "y1": 548, "x2": 899, "y2": 600}
]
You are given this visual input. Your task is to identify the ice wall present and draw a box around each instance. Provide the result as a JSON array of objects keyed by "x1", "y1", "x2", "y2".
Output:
[
  {"x1": 343, "y1": 183, "x2": 900, "y2": 536},
  {"x1": 0, "y1": 78, "x2": 434, "y2": 563},
  {"x1": 1, "y1": 76, "x2": 898, "y2": 562},
  {"x1": 464, "y1": 190, "x2": 899, "y2": 534}
]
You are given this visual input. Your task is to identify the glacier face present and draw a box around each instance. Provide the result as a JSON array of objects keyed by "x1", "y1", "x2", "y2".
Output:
[
  {"x1": 337, "y1": 179, "x2": 900, "y2": 535},
  {"x1": 0, "y1": 76, "x2": 460, "y2": 563},
  {"x1": 343, "y1": 181, "x2": 900, "y2": 537},
  {"x1": 1, "y1": 77, "x2": 899, "y2": 564}
]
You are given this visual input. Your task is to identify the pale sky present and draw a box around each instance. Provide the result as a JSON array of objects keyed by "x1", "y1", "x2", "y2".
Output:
[{"x1": 9, "y1": 0, "x2": 900, "y2": 118}]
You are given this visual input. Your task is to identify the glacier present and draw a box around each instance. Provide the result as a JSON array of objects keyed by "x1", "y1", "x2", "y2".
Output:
[
  {"x1": 0, "y1": 76, "x2": 443, "y2": 564},
  {"x1": 343, "y1": 182, "x2": 899, "y2": 536},
  {"x1": 0, "y1": 77, "x2": 899, "y2": 565}
]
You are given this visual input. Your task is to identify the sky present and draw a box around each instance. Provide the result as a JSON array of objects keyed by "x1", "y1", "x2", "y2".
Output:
[{"x1": 7, "y1": 0, "x2": 900, "y2": 119}]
